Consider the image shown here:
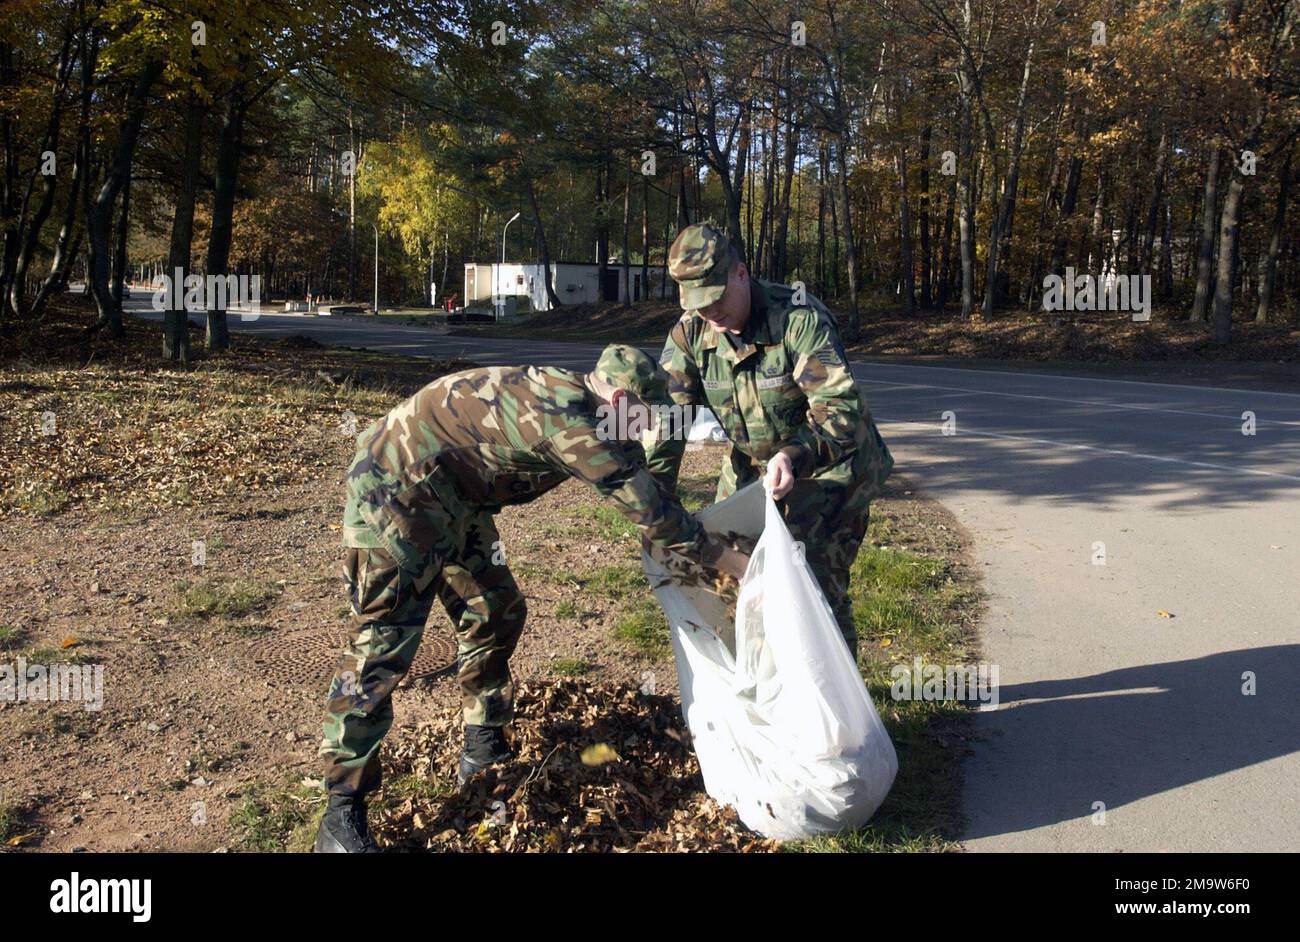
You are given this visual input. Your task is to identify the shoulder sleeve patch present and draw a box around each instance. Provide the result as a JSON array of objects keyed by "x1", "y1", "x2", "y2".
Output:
[{"x1": 815, "y1": 345, "x2": 844, "y2": 368}]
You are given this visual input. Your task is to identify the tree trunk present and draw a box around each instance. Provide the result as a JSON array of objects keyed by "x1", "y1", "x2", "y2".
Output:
[
  {"x1": 526, "y1": 177, "x2": 561, "y2": 309},
  {"x1": 918, "y1": 124, "x2": 933, "y2": 308},
  {"x1": 773, "y1": 98, "x2": 798, "y2": 281},
  {"x1": 833, "y1": 130, "x2": 860, "y2": 335},
  {"x1": 348, "y1": 113, "x2": 357, "y2": 300},
  {"x1": 956, "y1": 71, "x2": 976, "y2": 317},
  {"x1": 983, "y1": 37, "x2": 1034, "y2": 316},
  {"x1": 8, "y1": 28, "x2": 74, "y2": 317},
  {"x1": 815, "y1": 142, "x2": 827, "y2": 297},
  {"x1": 86, "y1": 60, "x2": 163, "y2": 336},
  {"x1": 1255, "y1": 148, "x2": 1292, "y2": 323},
  {"x1": 1141, "y1": 131, "x2": 1169, "y2": 272},
  {"x1": 641, "y1": 171, "x2": 649, "y2": 302},
  {"x1": 1189, "y1": 145, "x2": 1221, "y2": 323},
  {"x1": 895, "y1": 149, "x2": 915, "y2": 314},
  {"x1": 621, "y1": 155, "x2": 631, "y2": 307},
  {"x1": 938, "y1": 176, "x2": 955, "y2": 308},
  {"x1": 164, "y1": 92, "x2": 202, "y2": 362},
  {"x1": 596, "y1": 156, "x2": 610, "y2": 299},
  {"x1": 30, "y1": 140, "x2": 84, "y2": 320},
  {"x1": 1211, "y1": 117, "x2": 1264, "y2": 345},
  {"x1": 204, "y1": 95, "x2": 245, "y2": 351},
  {"x1": 110, "y1": 171, "x2": 130, "y2": 312},
  {"x1": 1159, "y1": 200, "x2": 1174, "y2": 302}
]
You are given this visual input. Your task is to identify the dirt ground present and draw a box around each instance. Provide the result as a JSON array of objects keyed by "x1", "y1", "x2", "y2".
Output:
[
  {"x1": 0, "y1": 302, "x2": 980, "y2": 852},
  {"x1": 0, "y1": 454, "x2": 969, "y2": 852}
]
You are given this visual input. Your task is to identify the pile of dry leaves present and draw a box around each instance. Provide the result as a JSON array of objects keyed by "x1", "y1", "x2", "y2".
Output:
[{"x1": 372, "y1": 680, "x2": 778, "y2": 853}]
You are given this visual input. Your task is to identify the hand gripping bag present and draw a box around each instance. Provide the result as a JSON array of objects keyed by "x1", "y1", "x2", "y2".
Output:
[{"x1": 642, "y1": 482, "x2": 897, "y2": 840}]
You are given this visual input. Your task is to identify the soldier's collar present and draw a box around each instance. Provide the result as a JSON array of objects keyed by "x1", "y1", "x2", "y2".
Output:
[
  {"x1": 745, "y1": 280, "x2": 778, "y2": 345},
  {"x1": 697, "y1": 280, "x2": 773, "y2": 360}
]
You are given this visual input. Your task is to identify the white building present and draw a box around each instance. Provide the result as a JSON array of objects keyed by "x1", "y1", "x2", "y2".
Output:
[{"x1": 464, "y1": 261, "x2": 674, "y2": 313}]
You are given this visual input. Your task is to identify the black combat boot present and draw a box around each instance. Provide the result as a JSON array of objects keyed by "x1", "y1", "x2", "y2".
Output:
[
  {"x1": 313, "y1": 792, "x2": 379, "y2": 853},
  {"x1": 457, "y1": 724, "x2": 514, "y2": 788}
]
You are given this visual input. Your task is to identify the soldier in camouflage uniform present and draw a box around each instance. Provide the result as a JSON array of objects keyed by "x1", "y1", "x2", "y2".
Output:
[
  {"x1": 647, "y1": 222, "x2": 894, "y2": 658},
  {"x1": 315, "y1": 344, "x2": 748, "y2": 852}
]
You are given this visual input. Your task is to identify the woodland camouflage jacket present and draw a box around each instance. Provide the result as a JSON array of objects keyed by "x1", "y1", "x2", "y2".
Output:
[
  {"x1": 342, "y1": 365, "x2": 716, "y2": 566},
  {"x1": 645, "y1": 278, "x2": 893, "y2": 494}
]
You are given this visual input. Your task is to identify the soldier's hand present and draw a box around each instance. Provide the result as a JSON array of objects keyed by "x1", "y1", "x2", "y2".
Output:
[{"x1": 764, "y1": 452, "x2": 796, "y2": 500}]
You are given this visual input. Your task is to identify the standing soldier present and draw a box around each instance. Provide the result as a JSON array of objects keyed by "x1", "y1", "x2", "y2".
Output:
[
  {"x1": 316, "y1": 345, "x2": 748, "y2": 852},
  {"x1": 647, "y1": 223, "x2": 893, "y2": 658}
]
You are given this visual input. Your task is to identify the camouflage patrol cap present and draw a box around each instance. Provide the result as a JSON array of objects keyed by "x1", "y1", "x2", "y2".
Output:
[
  {"x1": 593, "y1": 344, "x2": 671, "y2": 404},
  {"x1": 668, "y1": 223, "x2": 735, "y2": 312}
]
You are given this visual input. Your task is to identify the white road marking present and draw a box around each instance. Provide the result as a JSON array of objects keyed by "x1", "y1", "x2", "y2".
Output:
[
  {"x1": 855, "y1": 359, "x2": 1300, "y2": 400},
  {"x1": 880, "y1": 420, "x2": 1300, "y2": 484},
  {"x1": 856, "y1": 376, "x2": 1300, "y2": 425}
]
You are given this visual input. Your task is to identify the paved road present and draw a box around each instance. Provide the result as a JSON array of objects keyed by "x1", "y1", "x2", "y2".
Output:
[{"x1": 132, "y1": 302, "x2": 1300, "y2": 852}]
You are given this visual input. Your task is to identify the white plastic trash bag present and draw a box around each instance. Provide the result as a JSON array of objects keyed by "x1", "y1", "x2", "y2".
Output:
[
  {"x1": 686, "y1": 407, "x2": 727, "y2": 443},
  {"x1": 643, "y1": 482, "x2": 897, "y2": 840}
]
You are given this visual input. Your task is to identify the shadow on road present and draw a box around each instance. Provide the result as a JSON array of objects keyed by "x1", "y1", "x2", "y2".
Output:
[
  {"x1": 881, "y1": 420, "x2": 1300, "y2": 511},
  {"x1": 963, "y1": 644, "x2": 1300, "y2": 840}
]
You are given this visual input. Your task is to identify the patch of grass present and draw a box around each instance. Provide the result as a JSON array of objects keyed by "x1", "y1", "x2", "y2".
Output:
[
  {"x1": 584, "y1": 565, "x2": 646, "y2": 599},
  {"x1": 538, "y1": 520, "x2": 586, "y2": 540},
  {"x1": 612, "y1": 597, "x2": 671, "y2": 658},
  {"x1": 22, "y1": 643, "x2": 97, "y2": 666},
  {"x1": 554, "y1": 600, "x2": 579, "y2": 619},
  {"x1": 171, "y1": 577, "x2": 280, "y2": 620},
  {"x1": 9, "y1": 482, "x2": 74, "y2": 516},
  {"x1": 379, "y1": 774, "x2": 457, "y2": 805},
  {"x1": 551, "y1": 657, "x2": 592, "y2": 676},
  {"x1": 230, "y1": 782, "x2": 324, "y2": 852},
  {"x1": 0, "y1": 625, "x2": 24, "y2": 650},
  {"x1": 0, "y1": 793, "x2": 23, "y2": 849},
  {"x1": 574, "y1": 504, "x2": 638, "y2": 541},
  {"x1": 853, "y1": 548, "x2": 970, "y2": 654},
  {"x1": 676, "y1": 475, "x2": 717, "y2": 513}
]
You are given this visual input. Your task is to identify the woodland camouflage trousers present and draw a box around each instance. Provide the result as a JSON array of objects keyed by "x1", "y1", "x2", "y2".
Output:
[{"x1": 319, "y1": 506, "x2": 526, "y2": 798}]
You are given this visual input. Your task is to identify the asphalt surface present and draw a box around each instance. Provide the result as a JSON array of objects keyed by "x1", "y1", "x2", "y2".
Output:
[{"x1": 132, "y1": 301, "x2": 1300, "y2": 852}]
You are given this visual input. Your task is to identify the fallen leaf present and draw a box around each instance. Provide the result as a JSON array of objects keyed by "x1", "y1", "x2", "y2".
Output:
[
  {"x1": 1156, "y1": 610, "x2": 1174, "y2": 619},
  {"x1": 60, "y1": 637, "x2": 79, "y2": 649},
  {"x1": 581, "y1": 743, "x2": 622, "y2": 767}
]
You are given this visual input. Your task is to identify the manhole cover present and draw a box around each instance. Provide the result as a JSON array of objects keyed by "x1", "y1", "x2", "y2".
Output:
[{"x1": 255, "y1": 628, "x2": 458, "y2": 688}]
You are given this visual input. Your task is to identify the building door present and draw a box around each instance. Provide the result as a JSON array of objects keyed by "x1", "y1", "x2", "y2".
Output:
[{"x1": 601, "y1": 269, "x2": 619, "y2": 302}]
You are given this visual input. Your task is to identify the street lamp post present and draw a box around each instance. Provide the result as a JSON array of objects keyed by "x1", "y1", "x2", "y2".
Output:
[
  {"x1": 498, "y1": 211, "x2": 521, "y2": 322},
  {"x1": 372, "y1": 223, "x2": 379, "y2": 314}
]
